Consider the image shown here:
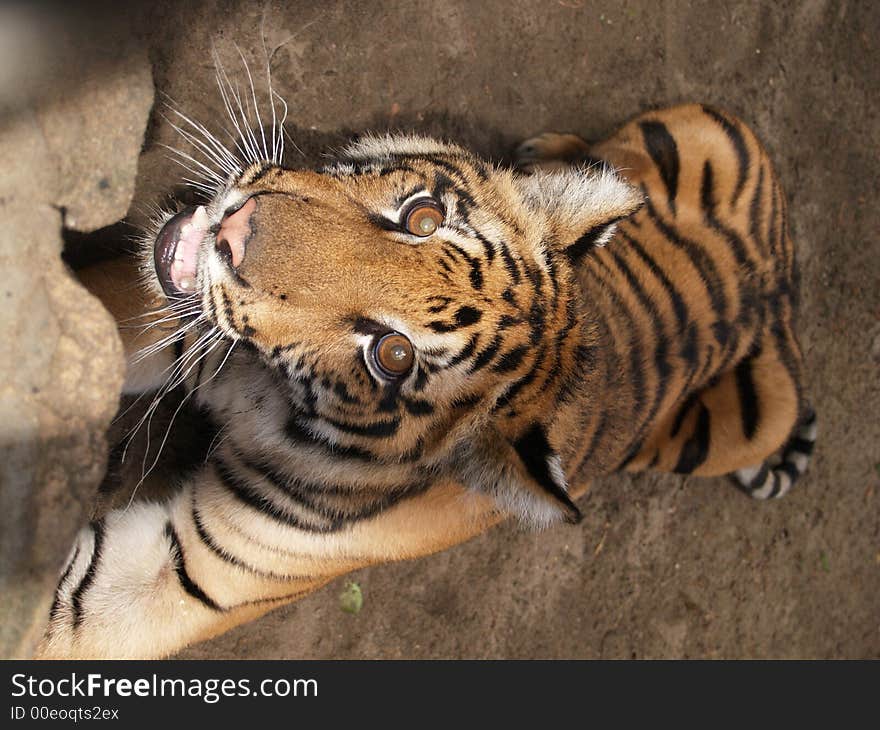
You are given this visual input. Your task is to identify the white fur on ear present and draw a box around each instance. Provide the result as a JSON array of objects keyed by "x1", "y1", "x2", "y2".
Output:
[
  {"x1": 342, "y1": 134, "x2": 465, "y2": 161},
  {"x1": 515, "y1": 165, "x2": 643, "y2": 259},
  {"x1": 517, "y1": 165, "x2": 642, "y2": 221}
]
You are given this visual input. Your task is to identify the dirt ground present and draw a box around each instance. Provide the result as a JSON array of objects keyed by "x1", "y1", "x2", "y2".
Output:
[{"x1": 29, "y1": 0, "x2": 880, "y2": 658}]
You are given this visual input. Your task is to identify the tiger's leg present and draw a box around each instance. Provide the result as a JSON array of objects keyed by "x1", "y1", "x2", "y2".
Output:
[
  {"x1": 38, "y1": 470, "x2": 502, "y2": 658},
  {"x1": 626, "y1": 330, "x2": 816, "y2": 499}
]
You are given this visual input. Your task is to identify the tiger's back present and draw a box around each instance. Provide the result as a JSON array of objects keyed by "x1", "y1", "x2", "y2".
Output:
[{"x1": 521, "y1": 103, "x2": 810, "y2": 493}]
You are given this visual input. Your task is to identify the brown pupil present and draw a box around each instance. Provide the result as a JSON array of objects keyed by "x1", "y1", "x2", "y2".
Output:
[
  {"x1": 406, "y1": 202, "x2": 443, "y2": 236},
  {"x1": 375, "y1": 333, "x2": 414, "y2": 375}
]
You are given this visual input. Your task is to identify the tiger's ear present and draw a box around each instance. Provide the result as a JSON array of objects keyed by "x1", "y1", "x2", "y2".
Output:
[
  {"x1": 451, "y1": 422, "x2": 581, "y2": 528},
  {"x1": 514, "y1": 166, "x2": 643, "y2": 262}
]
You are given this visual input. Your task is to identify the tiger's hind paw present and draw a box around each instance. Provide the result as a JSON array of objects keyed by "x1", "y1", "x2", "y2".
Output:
[
  {"x1": 733, "y1": 408, "x2": 817, "y2": 499},
  {"x1": 514, "y1": 132, "x2": 594, "y2": 173}
]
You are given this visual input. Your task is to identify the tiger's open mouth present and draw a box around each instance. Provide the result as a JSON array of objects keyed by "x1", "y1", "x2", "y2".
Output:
[
  {"x1": 153, "y1": 198, "x2": 255, "y2": 298},
  {"x1": 153, "y1": 205, "x2": 209, "y2": 297}
]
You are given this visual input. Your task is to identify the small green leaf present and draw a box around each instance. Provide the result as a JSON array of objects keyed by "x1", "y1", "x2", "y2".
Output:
[
  {"x1": 820, "y1": 552, "x2": 830, "y2": 573},
  {"x1": 339, "y1": 581, "x2": 363, "y2": 614}
]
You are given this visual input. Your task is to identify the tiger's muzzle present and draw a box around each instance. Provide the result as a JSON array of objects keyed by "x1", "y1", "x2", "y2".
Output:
[{"x1": 153, "y1": 197, "x2": 256, "y2": 299}]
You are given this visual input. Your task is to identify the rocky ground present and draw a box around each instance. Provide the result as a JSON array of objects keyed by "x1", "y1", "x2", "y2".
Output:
[{"x1": 2, "y1": 0, "x2": 877, "y2": 659}]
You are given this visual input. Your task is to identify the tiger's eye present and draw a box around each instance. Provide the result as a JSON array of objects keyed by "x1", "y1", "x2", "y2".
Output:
[
  {"x1": 404, "y1": 201, "x2": 444, "y2": 237},
  {"x1": 374, "y1": 333, "x2": 415, "y2": 376}
]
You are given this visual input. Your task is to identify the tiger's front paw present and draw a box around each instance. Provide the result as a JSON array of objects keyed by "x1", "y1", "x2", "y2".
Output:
[{"x1": 514, "y1": 132, "x2": 592, "y2": 173}]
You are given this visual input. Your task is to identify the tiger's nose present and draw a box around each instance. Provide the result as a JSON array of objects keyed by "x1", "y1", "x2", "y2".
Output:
[{"x1": 215, "y1": 197, "x2": 257, "y2": 268}]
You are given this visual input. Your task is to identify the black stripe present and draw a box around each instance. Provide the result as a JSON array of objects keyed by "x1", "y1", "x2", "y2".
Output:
[
  {"x1": 412, "y1": 366, "x2": 430, "y2": 392},
  {"x1": 778, "y1": 460, "x2": 801, "y2": 483},
  {"x1": 241, "y1": 456, "x2": 353, "y2": 529},
  {"x1": 643, "y1": 191, "x2": 728, "y2": 322},
  {"x1": 639, "y1": 120, "x2": 680, "y2": 216},
  {"x1": 241, "y1": 454, "x2": 431, "y2": 528},
  {"x1": 469, "y1": 333, "x2": 503, "y2": 373},
  {"x1": 436, "y1": 257, "x2": 454, "y2": 275},
  {"x1": 446, "y1": 244, "x2": 484, "y2": 291},
  {"x1": 333, "y1": 380, "x2": 361, "y2": 405},
  {"x1": 700, "y1": 160, "x2": 751, "y2": 267},
  {"x1": 48, "y1": 545, "x2": 81, "y2": 626},
  {"x1": 673, "y1": 402, "x2": 711, "y2": 473},
  {"x1": 527, "y1": 301, "x2": 546, "y2": 345},
  {"x1": 556, "y1": 342, "x2": 597, "y2": 406},
  {"x1": 619, "y1": 230, "x2": 689, "y2": 333},
  {"x1": 193, "y1": 496, "x2": 320, "y2": 579},
  {"x1": 498, "y1": 240, "x2": 522, "y2": 284},
  {"x1": 403, "y1": 397, "x2": 434, "y2": 415},
  {"x1": 240, "y1": 161, "x2": 275, "y2": 186},
  {"x1": 767, "y1": 471, "x2": 783, "y2": 498},
  {"x1": 787, "y1": 436, "x2": 815, "y2": 455},
  {"x1": 352, "y1": 317, "x2": 388, "y2": 336},
  {"x1": 471, "y1": 229, "x2": 496, "y2": 263},
  {"x1": 616, "y1": 439, "x2": 644, "y2": 471},
  {"x1": 448, "y1": 333, "x2": 479, "y2": 367},
  {"x1": 285, "y1": 415, "x2": 376, "y2": 461},
  {"x1": 573, "y1": 412, "x2": 607, "y2": 474},
  {"x1": 601, "y1": 249, "x2": 673, "y2": 464},
  {"x1": 70, "y1": 520, "x2": 105, "y2": 629},
  {"x1": 496, "y1": 314, "x2": 523, "y2": 330},
  {"x1": 450, "y1": 392, "x2": 483, "y2": 410},
  {"x1": 492, "y1": 347, "x2": 546, "y2": 412},
  {"x1": 214, "y1": 457, "x2": 309, "y2": 528},
  {"x1": 455, "y1": 306, "x2": 482, "y2": 327},
  {"x1": 513, "y1": 424, "x2": 581, "y2": 523},
  {"x1": 800, "y1": 405, "x2": 817, "y2": 426},
  {"x1": 206, "y1": 284, "x2": 219, "y2": 327},
  {"x1": 746, "y1": 463, "x2": 770, "y2": 490},
  {"x1": 748, "y1": 164, "x2": 767, "y2": 255},
  {"x1": 607, "y1": 246, "x2": 673, "y2": 409},
  {"x1": 587, "y1": 258, "x2": 647, "y2": 423},
  {"x1": 680, "y1": 323, "x2": 700, "y2": 376},
  {"x1": 670, "y1": 392, "x2": 697, "y2": 438},
  {"x1": 769, "y1": 317, "x2": 801, "y2": 401},
  {"x1": 320, "y1": 414, "x2": 400, "y2": 438},
  {"x1": 492, "y1": 344, "x2": 529, "y2": 373},
  {"x1": 216, "y1": 454, "x2": 421, "y2": 532},
  {"x1": 367, "y1": 212, "x2": 402, "y2": 232},
  {"x1": 734, "y1": 355, "x2": 761, "y2": 440},
  {"x1": 565, "y1": 219, "x2": 621, "y2": 263},
  {"x1": 702, "y1": 105, "x2": 750, "y2": 206},
  {"x1": 441, "y1": 244, "x2": 461, "y2": 264},
  {"x1": 429, "y1": 164, "x2": 475, "y2": 202},
  {"x1": 164, "y1": 522, "x2": 222, "y2": 611},
  {"x1": 191, "y1": 503, "x2": 305, "y2": 581},
  {"x1": 428, "y1": 305, "x2": 483, "y2": 333},
  {"x1": 231, "y1": 588, "x2": 313, "y2": 610},
  {"x1": 425, "y1": 296, "x2": 452, "y2": 313}
]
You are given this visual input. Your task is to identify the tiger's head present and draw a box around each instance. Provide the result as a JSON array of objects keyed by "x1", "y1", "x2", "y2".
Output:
[{"x1": 150, "y1": 135, "x2": 641, "y2": 527}]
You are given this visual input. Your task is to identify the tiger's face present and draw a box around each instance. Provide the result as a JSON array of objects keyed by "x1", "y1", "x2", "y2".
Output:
[{"x1": 151, "y1": 136, "x2": 641, "y2": 526}]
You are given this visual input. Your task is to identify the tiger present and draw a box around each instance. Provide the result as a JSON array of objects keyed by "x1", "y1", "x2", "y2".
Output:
[{"x1": 37, "y1": 102, "x2": 816, "y2": 659}]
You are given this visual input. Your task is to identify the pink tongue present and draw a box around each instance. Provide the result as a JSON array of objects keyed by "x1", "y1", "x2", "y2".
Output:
[{"x1": 171, "y1": 206, "x2": 209, "y2": 292}]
